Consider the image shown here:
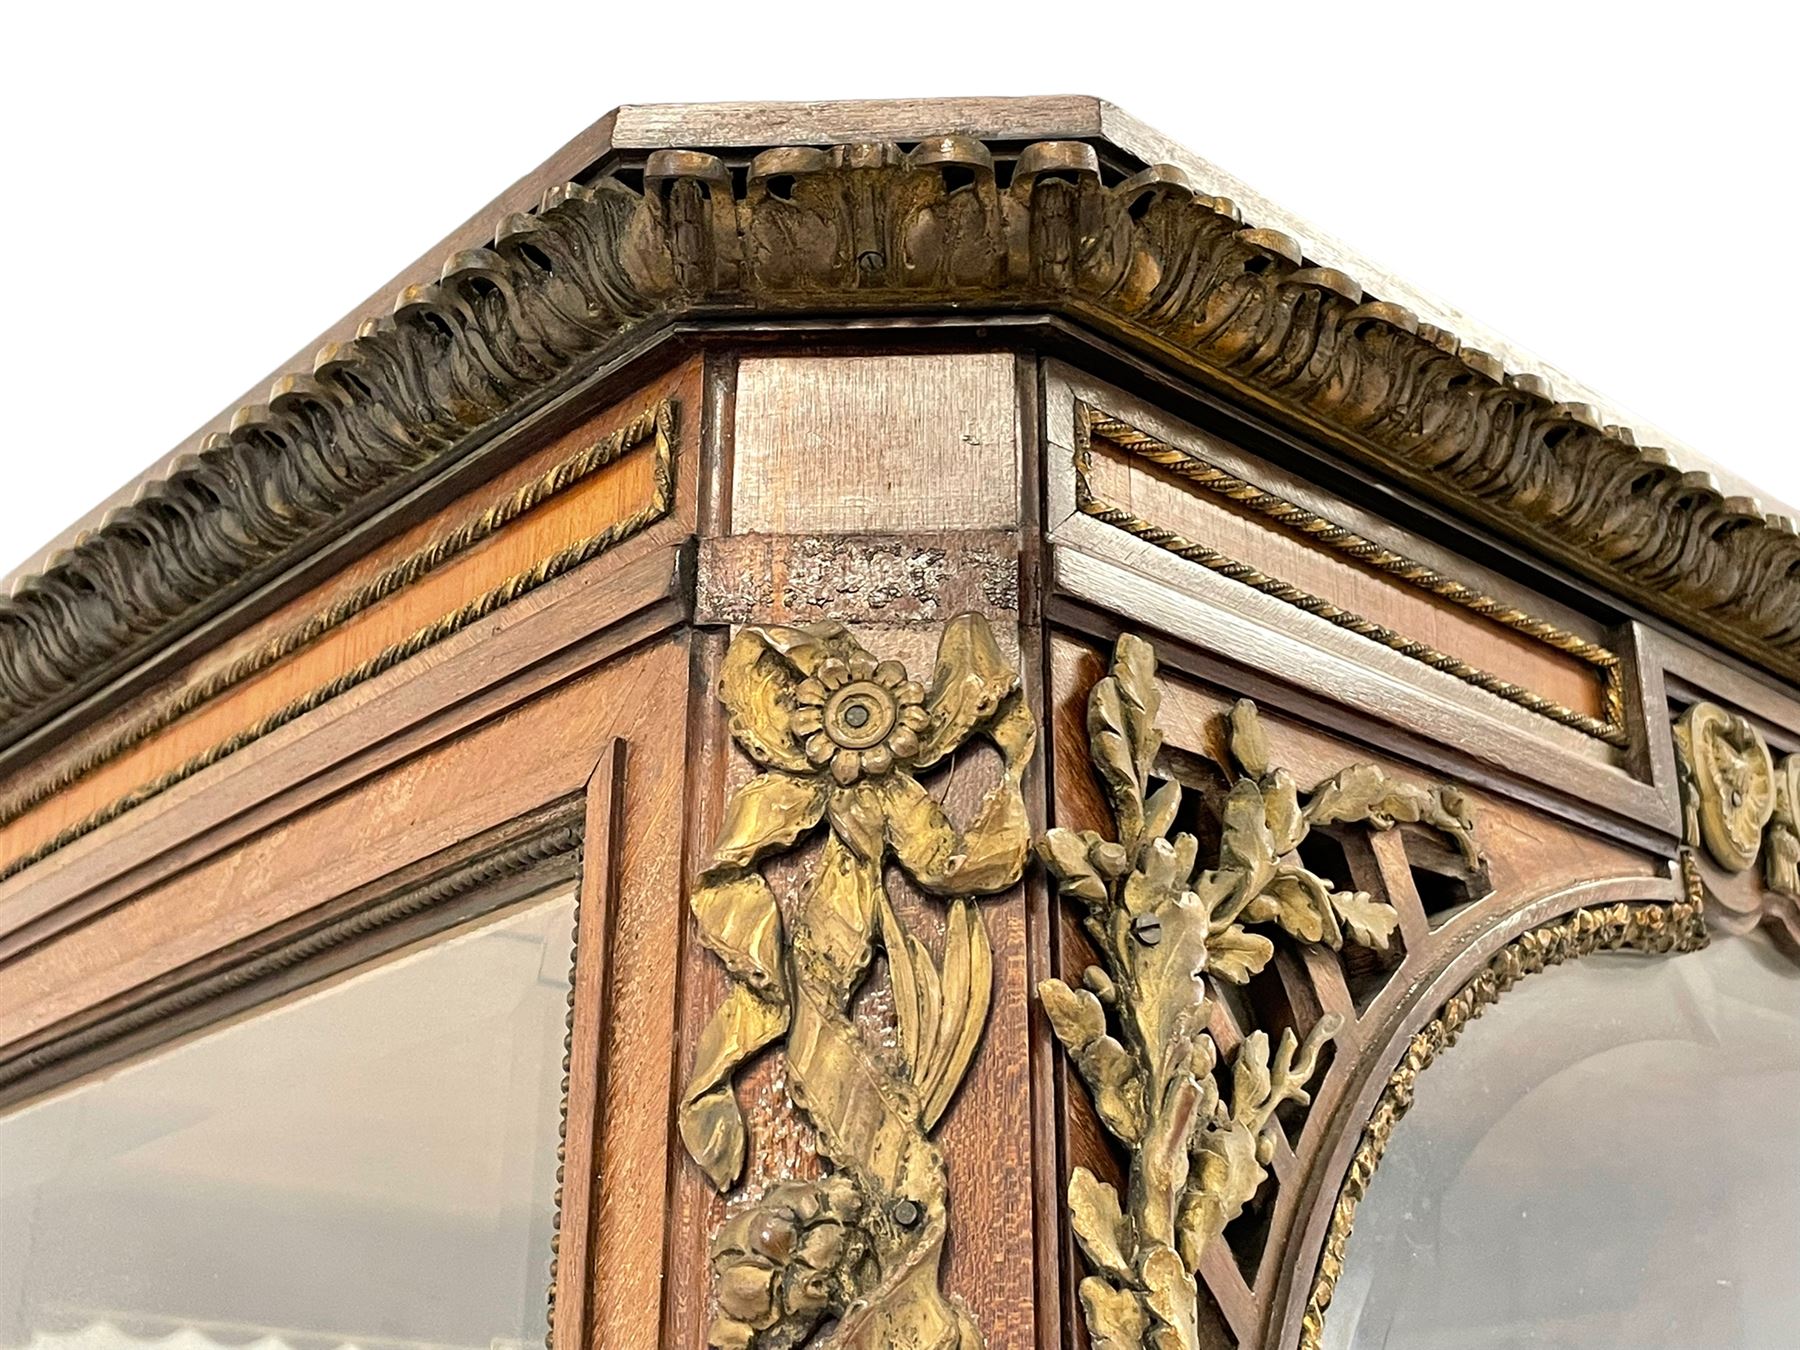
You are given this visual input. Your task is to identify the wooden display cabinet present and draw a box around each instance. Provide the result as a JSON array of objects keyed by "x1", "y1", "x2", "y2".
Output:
[{"x1": 1, "y1": 98, "x2": 1794, "y2": 1350}]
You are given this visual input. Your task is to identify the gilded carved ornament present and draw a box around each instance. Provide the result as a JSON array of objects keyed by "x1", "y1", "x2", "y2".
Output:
[
  {"x1": 1037, "y1": 635, "x2": 1481, "y2": 1350},
  {"x1": 1674, "y1": 701, "x2": 1776, "y2": 872},
  {"x1": 1672, "y1": 700, "x2": 1800, "y2": 894},
  {"x1": 1768, "y1": 755, "x2": 1800, "y2": 899},
  {"x1": 679, "y1": 615, "x2": 1034, "y2": 1350}
]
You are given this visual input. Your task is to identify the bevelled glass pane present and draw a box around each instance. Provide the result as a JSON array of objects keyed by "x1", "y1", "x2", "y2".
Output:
[
  {"x1": 0, "y1": 888, "x2": 578, "y2": 1350},
  {"x1": 1323, "y1": 928, "x2": 1800, "y2": 1349}
]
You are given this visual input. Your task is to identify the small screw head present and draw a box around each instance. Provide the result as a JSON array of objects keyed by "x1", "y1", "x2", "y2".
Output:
[
  {"x1": 891, "y1": 1199, "x2": 922, "y2": 1229},
  {"x1": 1131, "y1": 913, "x2": 1163, "y2": 947}
]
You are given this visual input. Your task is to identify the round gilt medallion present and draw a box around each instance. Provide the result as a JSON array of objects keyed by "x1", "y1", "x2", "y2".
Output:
[
  {"x1": 823, "y1": 680, "x2": 897, "y2": 750},
  {"x1": 1675, "y1": 701, "x2": 1776, "y2": 872}
]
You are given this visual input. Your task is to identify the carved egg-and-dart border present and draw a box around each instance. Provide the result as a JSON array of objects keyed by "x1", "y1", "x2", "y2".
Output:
[{"x1": 6, "y1": 135, "x2": 1800, "y2": 752}]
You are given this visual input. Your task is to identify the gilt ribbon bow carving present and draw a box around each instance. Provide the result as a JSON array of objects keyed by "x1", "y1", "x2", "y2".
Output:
[{"x1": 679, "y1": 615, "x2": 1035, "y2": 1350}]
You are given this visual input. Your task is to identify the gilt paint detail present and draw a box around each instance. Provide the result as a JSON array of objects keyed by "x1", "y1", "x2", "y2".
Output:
[
  {"x1": 680, "y1": 615, "x2": 1034, "y2": 1349},
  {"x1": 1038, "y1": 635, "x2": 1481, "y2": 1350}
]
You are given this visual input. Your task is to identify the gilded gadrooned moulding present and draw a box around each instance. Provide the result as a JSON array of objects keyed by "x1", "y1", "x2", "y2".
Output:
[
  {"x1": 678, "y1": 614, "x2": 1034, "y2": 1349},
  {"x1": 1037, "y1": 633, "x2": 1482, "y2": 1350},
  {"x1": 8, "y1": 132, "x2": 1800, "y2": 751}
]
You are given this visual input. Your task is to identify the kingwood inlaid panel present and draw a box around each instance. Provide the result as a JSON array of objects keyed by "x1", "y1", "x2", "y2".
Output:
[
  {"x1": 1074, "y1": 406, "x2": 1626, "y2": 745},
  {"x1": 0, "y1": 363, "x2": 696, "y2": 879}
]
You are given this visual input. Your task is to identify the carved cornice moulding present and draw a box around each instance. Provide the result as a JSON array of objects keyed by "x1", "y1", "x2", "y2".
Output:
[
  {"x1": 0, "y1": 401, "x2": 675, "y2": 836},
  {"x1": 6, "y1": 125, "x2": 1798, "y2": 745}
]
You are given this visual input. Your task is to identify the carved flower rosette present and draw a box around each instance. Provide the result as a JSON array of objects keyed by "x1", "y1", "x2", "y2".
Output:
[
  {"x1": 680, "y1": 615, "x2": 1035, "y2": 1350},
  {"x1": 1038, "y1": 635, "x2": 1481, "y2": 1350}
]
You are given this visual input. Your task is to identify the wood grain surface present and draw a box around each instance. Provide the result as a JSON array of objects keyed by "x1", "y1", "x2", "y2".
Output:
[
  {"x1": 2, "y1": 303, "x2": 1787, "y2": 1350},
  {"x1": 732, "y1": 353, "x2": 1018, "y2": 535}
]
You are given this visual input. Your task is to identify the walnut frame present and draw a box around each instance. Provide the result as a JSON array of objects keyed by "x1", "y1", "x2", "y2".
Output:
[{"x1": 0, "y1": 693, "x2": 672, "y2": 1347}]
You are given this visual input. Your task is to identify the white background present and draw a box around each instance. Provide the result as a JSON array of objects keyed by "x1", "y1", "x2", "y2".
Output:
[{"x1": 1, "y1": 2, "x2": 1793, "y2": 577}]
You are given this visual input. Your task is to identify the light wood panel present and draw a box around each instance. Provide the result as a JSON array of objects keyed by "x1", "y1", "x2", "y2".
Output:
[
  {"x1": 0, "y1": 638, "x2": 687, "y2": 1050},
  {"x1": 732, "y1": 353, "x2": 1018, "y2": 534}
]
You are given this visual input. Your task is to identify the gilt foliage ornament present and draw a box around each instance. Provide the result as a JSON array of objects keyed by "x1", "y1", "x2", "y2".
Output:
[
  {"x1": 1672, "y1": 700, "x2": 1800, "y2": 942},
  {"x1": 1037, "y1": 635, "x2": 1481, "y2": 1350},
  {"x1": 680, "y1": 614, "x2": 1035, "y2": 1350}
]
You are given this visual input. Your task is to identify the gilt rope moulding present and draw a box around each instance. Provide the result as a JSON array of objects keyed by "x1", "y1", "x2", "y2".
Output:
[{"x1": 1, "y1": 97, "x2": 1796, "y2": 1350}]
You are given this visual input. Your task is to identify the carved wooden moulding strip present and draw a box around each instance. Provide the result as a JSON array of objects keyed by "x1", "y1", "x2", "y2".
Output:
[
  {"x1": 0, "y1": 401, "x2": 675, "y2": 884},
  {"x1": 0, "y1": 801, "x2": 583, "y2": 1093},
  {"x1": 1297, "y1": 853, "x2": 1710, "y2": 1350},
  {"x1": 5, "y1": 133, "x2": 1799, "y2": 747},
  {"x1": 1073, "y1": 404, "x2": 1630, "y2": 746}
]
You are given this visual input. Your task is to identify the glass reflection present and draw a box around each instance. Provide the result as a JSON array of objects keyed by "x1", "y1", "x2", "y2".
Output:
[
  {"x1": 0, "y1": 889, "x2": 578, "y2": 1350},
  {"x1": 1324, "y1": 928, "x2": 1800, "y2": 1349}
]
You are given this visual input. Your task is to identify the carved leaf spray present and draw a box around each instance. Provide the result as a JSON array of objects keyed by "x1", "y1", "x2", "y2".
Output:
[
  {"x1": 680, "y1": 615, "x2": 1035, "y2": 1350},
  {"x1": 1038, "y1": 635, "x2": 1481, "y2": 1350}
]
